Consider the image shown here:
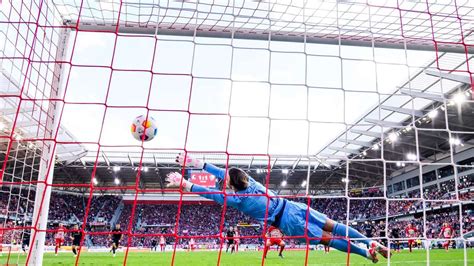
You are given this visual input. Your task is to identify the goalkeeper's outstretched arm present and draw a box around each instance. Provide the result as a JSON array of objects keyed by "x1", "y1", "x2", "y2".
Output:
[
  {"x1": 165, "y1": 172, "x2": 241, "y2": 207},
  {"x1": 175, "y1": 154, "x2": 256, "y2": 185},
  {"x1": 175, "y1": 154, "x2": 226, "y2": 180}
]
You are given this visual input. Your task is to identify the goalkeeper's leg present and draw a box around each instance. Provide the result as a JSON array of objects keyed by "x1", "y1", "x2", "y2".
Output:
[
  {"x1": 320, "y1": 232, "x2": 378, "y2": 263},
  {"x1": 323, "y1": 219, "x2": 390, "y2": 259},
  {"x1": 325, "y1": 219, "x2": 372, "y2": 246},
  {"x1": 280, "y1": 204, "x2": 380, "y2": 262}
]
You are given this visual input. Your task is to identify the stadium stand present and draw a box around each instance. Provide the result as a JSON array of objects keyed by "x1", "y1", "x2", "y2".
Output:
[{"x1": 0, "y1": 176, "x2": 471, "y2": 247}]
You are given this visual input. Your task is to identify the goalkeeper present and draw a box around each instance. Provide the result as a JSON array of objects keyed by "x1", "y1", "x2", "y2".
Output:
[{"x1": 166, "y1": 155, "x2": 390, "y2": 263}]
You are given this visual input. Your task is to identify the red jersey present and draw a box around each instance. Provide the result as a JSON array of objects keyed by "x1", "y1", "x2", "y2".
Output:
[
  {"x1": 440, "y1": 226, "x2": 454, "y2": 238},
  {"x1": 267, "y1": 226, "x2": 283, "y2": 239},
  {"x1": 234, "y1": 231, "x2": 240, "y2": 243},
  {"x1": 160, "y1": 236, "x2": 165, "y2": 245},
  {"x1": 55, "y1": 227, "x2": 65, "y2": 240},
  {"x1": 405, "y1": 226, "x2": 416, "y2": 237}
]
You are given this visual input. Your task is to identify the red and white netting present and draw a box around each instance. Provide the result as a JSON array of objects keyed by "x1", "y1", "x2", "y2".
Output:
[{"x1": 0, "y1": 0, "x2": 473, "y2": 265}]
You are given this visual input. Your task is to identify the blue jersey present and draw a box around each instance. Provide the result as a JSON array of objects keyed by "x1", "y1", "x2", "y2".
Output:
[
  {"x1": 191, "y1": 163, "x2": 327, "y2": 244},
  {"x1": 190, "y1": 163, "x2": 285, "y2": 225}
]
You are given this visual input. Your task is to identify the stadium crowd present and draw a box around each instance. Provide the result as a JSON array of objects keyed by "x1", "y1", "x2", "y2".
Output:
[{"x1": 0, "y1": 175, "x2": 471, "y2": 248}]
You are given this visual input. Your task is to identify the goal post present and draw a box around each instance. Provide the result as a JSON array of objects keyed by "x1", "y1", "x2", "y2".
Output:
[
  {"x1": 1, "y1": 1, "x2": 73, "y2": 264},
  {"x1": 67, "y1": 20, "x2": 474, "y2": 54},
  {"x1": 27, "y1": 28, "x2": 71, "y2": 265}
]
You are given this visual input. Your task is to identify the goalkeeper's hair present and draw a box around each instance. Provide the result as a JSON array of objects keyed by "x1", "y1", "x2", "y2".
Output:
[{"x1": 228, "y1": 168, "x2": 249, "y2": 191}]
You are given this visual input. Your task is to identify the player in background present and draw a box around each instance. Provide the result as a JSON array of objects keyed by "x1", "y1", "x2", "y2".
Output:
[
  {"x1": 405, "y1": 223, "x2": 417, "y2": 253},
  {"x1": 379, "y1": 221, "x2": 387, "y2": 248},
  {"x1": 21, "y1": 230, "x2": 30, "y2": 255},
  {"x1": 416, "y1": 239, "x2": 422, "y2": 249},
  {"x1": 363, "y1": 221, "x2": 375, "y2": 254},
  {"x1": 263, "y1": 226, "x2": 285, "y2": 259},
  {"x1": 439, "y1": 222, "x2": 454, "y2": 252},
  {"x1": 189, "y1": 237, "x2": 196, "y2": 252},
  {"x1": 54, "y1": 223, "x2": 65, "y2": 256},
  {"x1": 151, "y1": 239, "x2": 157, "y2": 252},
  {"x1": 70, "y1": 225, "x2": 82, "y2": 257},
  {"x1": 167, "y1": 155, "x2": 390, "y2": 263},
  {"x1": 363, "y1": 222, "x2": 374, "y2": 240},
  {"x1": 324, "y1": 245, "x2": 330, "y2": 254},
  {"x1": 0, "y1": 226, "x2": 3, "y2": 257},
  {"x1": 390, "y1": 227, "x2": 401, "y2": 253},
  {"x1": 160, "y1": 236, "x2": 166, "y2": 252},
  {"x1": 234, "y1": 227, "x2": 240, "y2": 253},
  {"x1": 225, "y1": 227, "x2": 236, "y2": 253},
  {"x1": 110, "y1": 224, "x2": 122, "y2": 257}
]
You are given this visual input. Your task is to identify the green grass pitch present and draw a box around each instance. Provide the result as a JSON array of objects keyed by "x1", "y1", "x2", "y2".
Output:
[{"x1": 1, "y1": 249, "x2": 472, "y2": 265}]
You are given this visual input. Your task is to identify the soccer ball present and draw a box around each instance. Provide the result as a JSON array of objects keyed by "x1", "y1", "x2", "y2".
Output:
[{"x1": 131, "y1": 115, "x2": 157, "y2": 142}]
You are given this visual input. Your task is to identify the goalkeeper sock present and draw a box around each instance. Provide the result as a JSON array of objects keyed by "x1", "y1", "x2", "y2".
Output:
[
  {"x1": 332, "y1": 222, "x2": 372, "y2": 246},
  {"x1": 72, "y1": 247, "x2": 77, "y2": 255},
  {"x1": 112, "y1": 247, "x2": 116, "y2": 254},
  {"x1": 231, "y1": 246, "x2": 235, "y2": 254},
  {"x1": 328, "y1": 238, "x2": 369, "y2": 259}
]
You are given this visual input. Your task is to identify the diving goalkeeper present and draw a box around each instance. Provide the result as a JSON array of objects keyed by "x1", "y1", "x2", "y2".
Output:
[{"x1": 166, "y1": 154, "x2": 390, "y2": 263}]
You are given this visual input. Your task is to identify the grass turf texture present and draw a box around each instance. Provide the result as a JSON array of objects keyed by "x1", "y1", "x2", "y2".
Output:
[{"x1": 1, "y1": 249, "x2": 472, "y2": 265}]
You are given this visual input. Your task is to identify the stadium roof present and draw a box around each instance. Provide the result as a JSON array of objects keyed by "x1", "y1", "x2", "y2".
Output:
[
  {"x1": 316, "y1": 52, "x2": 474, "y2": 188},
  {"x1": 2, "y1": 1, "x2": 473, "y2": 194},
  {"x1": 54, "y1": 0, "x2": 474, "y2": 53},
  {"x1": 0, "y1": 69, "x2": 87, "y2": 187},
  {"x1": 0, "y1": 69, "x2": 87, "y2": 161},
  {"x1": 52, "y1": 52, "x2": 474, "y2": 193}
]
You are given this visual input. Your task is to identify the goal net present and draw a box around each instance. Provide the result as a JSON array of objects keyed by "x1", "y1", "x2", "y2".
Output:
[{"x1": 0, "y1": 0, "x2": 473, "y2": 265}]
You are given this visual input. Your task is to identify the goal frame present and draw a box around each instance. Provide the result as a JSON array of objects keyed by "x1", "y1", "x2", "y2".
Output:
[
  {"x1": 68, "y1": 20, "x2": 474, "y2": 54},
  {"x1": 26, "y1": 27, "x2": 71, "y2": 265},
  {"x1": 2, "y1": 1, "x2": 472, "y2": 263}
]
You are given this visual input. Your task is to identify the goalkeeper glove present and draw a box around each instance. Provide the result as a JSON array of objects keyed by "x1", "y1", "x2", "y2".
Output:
[
  {"x1": 166, "y1": 172, "x2": 193, "y2": 191},
  {"x1": 176, "y1": 153, "x2": 204, "y2": 169}
]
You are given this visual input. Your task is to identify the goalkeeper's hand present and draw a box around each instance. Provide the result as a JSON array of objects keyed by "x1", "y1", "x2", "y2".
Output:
[
  {"x1": 165, "y1": 172, "x2": 193, "y2": 191},
  {"x1": 176, "y1": 153, "x2": 204, "y2": 169}
]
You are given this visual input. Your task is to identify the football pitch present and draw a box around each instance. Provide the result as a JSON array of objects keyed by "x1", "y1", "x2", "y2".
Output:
[{"x1": 1, "y1": 249, "x2": 472, "y2": 265}]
